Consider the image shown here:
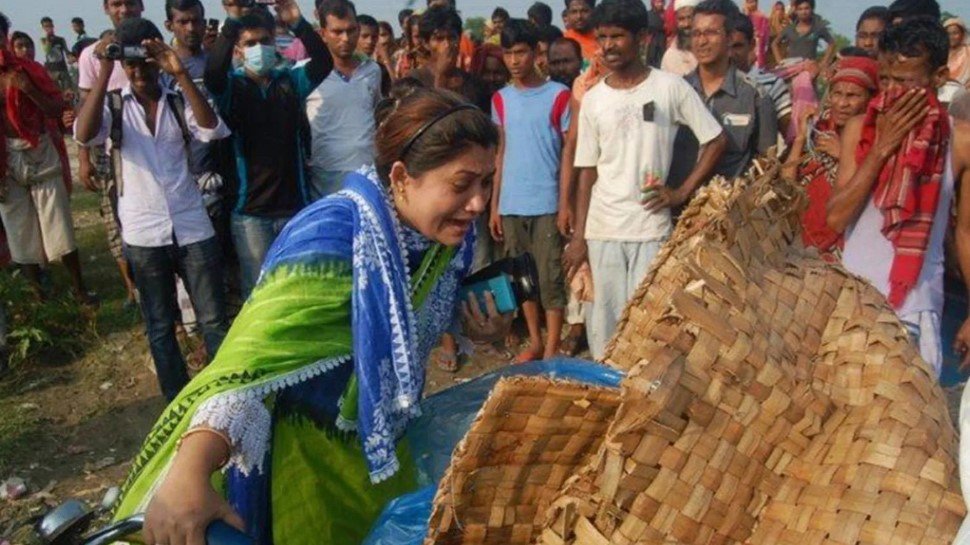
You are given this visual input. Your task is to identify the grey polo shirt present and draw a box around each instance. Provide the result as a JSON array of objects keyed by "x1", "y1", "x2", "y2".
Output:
[{"x1": 683, "y1": 67, "x2": 778, "y2": 179}]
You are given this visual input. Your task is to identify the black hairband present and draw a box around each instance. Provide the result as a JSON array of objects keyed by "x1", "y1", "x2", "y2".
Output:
[{"x1": 399, "y1": 104, "x2": 478, "y2": 160}]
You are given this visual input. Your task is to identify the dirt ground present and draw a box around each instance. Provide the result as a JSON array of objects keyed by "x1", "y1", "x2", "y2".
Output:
[
  {"x1": 0, "y1": 145, "x2": 564, "y2": 543},
  {"x1": 0, "y1": 148, "x2": 964, "y2": 545}
]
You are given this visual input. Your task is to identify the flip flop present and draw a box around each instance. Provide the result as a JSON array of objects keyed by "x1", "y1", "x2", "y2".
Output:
[
  {"x1": 560, "y1": 334, "x2": 588, "y2": 357},
  {"x1": 436, "y1": 351, "x2": 459, "y2": 373},
  {"x1": 514, "y1": 348, "x2": 543, "y2": 364}
]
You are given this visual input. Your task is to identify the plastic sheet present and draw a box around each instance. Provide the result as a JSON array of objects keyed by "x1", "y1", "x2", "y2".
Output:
[{"x1": 363, "y1": 357, "x2": 621, "y2": 545}]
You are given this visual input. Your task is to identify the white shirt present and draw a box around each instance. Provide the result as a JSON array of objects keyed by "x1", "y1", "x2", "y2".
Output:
[
  {"x1": 841, "y1": 128, "x2": 955, "y2": 319},
  {"x1": 76, "y1": 85, "x2": 230, "y2": 247},
  {"x1": 575, "y1": 69, "x2": 723, "y2": 242},
  {"x1": 305, "y1": 59, "x2": 382, "y2": 172}
]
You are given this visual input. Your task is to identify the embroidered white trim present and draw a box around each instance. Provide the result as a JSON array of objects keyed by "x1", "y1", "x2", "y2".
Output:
[{"x1": 186, "y1": 354, "x2": 351, "y2": 476}]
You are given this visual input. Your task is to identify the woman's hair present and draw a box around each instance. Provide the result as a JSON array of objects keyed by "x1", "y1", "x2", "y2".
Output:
[
  {"x1": 375, "y1": 89, "x2": 499, "y2": 183},
  {"x1": 10, "y1": 31, "x2": 34, "y2": 48},
  {"x1": 378, "y1": 21, "x2": 394, "y2": 38},
  {"x1": 469, "y1": 43, "x2": 505, "y2": 76}
]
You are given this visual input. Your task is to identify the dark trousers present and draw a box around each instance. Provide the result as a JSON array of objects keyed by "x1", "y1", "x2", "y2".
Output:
[{"x1": 125, "y1": 236, "x2": 228, "y2": 400}]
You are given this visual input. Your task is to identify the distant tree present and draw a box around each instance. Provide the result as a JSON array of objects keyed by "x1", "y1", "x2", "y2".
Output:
[{"x1": 465, "y1": 16, "x2": 486, "y2": 42}]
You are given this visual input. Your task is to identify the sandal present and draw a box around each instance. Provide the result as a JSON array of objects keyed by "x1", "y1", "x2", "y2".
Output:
[
  {"x1": 560, "y1": 334, "x2": 588, "y2": 357},
  {"x1": 514, "y1": 347, "x2": 543, "y2": 364},
  {"x1": 436, "y1": 351, "x2": 459, "y2": 373}
]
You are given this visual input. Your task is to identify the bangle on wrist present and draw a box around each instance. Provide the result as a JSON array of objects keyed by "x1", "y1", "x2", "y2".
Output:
[{"x1": 177, "y1": 427, "x2": 232, "y2": 468}]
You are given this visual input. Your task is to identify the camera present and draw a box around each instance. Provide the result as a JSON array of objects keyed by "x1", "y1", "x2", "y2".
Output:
[
  {"x1": 460, "y1": 253, "x2": 539, "y2": 314},
  {"x1": 102, "y1": 43, "x2": 148, "y2": 61}
]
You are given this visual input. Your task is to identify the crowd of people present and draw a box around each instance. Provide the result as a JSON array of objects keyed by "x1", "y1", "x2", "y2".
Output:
[
  {"x1": 2, "y1": 0, "x2": 970, "y2": 393},
  {"x1": 3, "y1": 0, "x2": 970, "y2": 541}
]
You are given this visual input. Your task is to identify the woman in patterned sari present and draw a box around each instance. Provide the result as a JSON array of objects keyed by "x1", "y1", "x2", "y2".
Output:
[
  {"x1": 782, "y1": 55, "x2": 879, "y2": 261},
  {"x1": 114, "y1": 89, "x2": 505, "y2": 545}
]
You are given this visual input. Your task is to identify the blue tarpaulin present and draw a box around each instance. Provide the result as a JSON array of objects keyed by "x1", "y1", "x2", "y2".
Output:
[{"x1": 362, "y1": 358, "x2": 622, "y2": 545}]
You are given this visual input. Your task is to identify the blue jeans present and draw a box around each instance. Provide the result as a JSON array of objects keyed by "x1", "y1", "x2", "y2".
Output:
[
  {"x1": 125, "y1": 237, "x2": 228, "y2": 400},
  {"x1": 231, "y1": 213, "x2": 292, "y2": 298}
]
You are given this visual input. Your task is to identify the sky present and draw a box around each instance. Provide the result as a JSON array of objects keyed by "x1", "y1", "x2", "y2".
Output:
[{"x1": 3, "y1": 0, "x2": 969, "y2": 49}]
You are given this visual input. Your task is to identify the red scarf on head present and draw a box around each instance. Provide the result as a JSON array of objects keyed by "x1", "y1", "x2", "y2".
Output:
[
  {"x1": 855, "y1": 87, "x2": 950, "y2": 309},
  {"x1": 799, "y1": 110, "x2": 842, "y2": 260},
  {"x1": 0, "y1": 48, "x2": 64, "y2": 178}
]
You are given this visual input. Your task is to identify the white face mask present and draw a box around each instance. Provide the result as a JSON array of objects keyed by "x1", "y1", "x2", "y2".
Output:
[{"x1": 242, "y1": 43, "x2": 278, "y2": 75}]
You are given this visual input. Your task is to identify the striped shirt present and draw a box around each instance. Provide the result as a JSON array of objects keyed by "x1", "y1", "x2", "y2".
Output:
[{"x1": 748, "y1": 67, "x2": 792, "y2": 122}]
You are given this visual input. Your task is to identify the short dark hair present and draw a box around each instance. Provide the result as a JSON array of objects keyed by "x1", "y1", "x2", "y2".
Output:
[
  {"x1": 591, "y1": 0, "x2": 648, "y2": 34},
  {"x1": 565, "y1": 0, "x2": 596, "y2": 9},
  {"x1": 234, "y1": 10, "x2": 274, "y2": 41},
  {"x1": 0, "y1": 11, "x2": 10, "y2": 37},
  {"x1": 856, "y1": 6, "x2": 888, "y2": 30},
  {"x1": 165, "y1": 0, "x2": 204, "y2": 21},
  {"x1": 528, "y1": 2, "x2": 554, "y2": 26},
  {"x1": 418, "y1": 6, "x2": 462, "y2": 41},
  {"x1": 880, "y1": 16, "x2": 948, "y2": 71},
  {"x1": 695, "y1": 0, "x2": 742, "y2": 34},
  {"x1": 887, "y1": 0, "x2": 939, "y2": 24},
  {"x1": 792, "y1": 0, "x2": 814, "y2": 8},
  {"x1": 398, "y1": 8, "x2": 414, "y2": 27},
  {"x1": 492, "y1": 7, "x2": 510, "y2": 22},
  {"x1": 537, "y1": 23, "x2": 564, "y2": 44},
  {"x1": 358, "y1": 14, "x2": 378, "y2": 29},
  {"x1": 317, "y1": 0, "x2": 357, "y2": 22},
  {"x1": 731, "y1": 12, "x2": 753, "y2": 43},
  {"x1": 72, "y1": 17, "x2": 84, "y2": 25},
  {"x1": 501, "y1": 19, "x2": 539, "y2": 49},
  {"x1": 551, "y1": 36, "x2": 582, "y2": 58},
  {"x1": 41, "y1": 16, "x2": 53, "y2": 25},
  {"x1": 11, "y1": 31, "x2": 34, "y2": 48},
  {"x1": 72, "y1": 37, "x2": 97, "y2": 57},
  {"x1": 115, "y1": 17, "x2": 163, "y2": 47}
]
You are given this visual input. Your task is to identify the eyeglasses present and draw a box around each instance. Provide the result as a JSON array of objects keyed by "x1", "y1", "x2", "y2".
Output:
[{"x1": 690, "y1": 29, "x2": 725, "y2": 40}]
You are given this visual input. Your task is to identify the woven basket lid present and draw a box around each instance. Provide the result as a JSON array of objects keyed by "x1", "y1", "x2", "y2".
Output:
[{"x1": 427, "y1": 156, "x2": 965, "y2": 545}]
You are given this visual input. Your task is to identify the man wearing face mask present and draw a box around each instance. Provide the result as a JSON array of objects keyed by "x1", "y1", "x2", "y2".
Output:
[{"x1": 204, "y1": 0, "x2": 333, "y2": 299}]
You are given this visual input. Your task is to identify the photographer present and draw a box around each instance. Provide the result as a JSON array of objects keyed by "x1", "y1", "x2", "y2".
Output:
[
  {"x1": 204, "y1": 0, "x2": 333, "y2": 298},
  {"x1": 74, "y1": 18, "x2": 231, "y2": 401}
]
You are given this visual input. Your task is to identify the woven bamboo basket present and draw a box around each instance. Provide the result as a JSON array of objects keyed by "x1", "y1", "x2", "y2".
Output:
[
  {"x1": 427, "y1": 156, "x2": 966, "y2": 545},
  {"x1": 424, "y1": 377, "x2": 622, "y2": 545}
]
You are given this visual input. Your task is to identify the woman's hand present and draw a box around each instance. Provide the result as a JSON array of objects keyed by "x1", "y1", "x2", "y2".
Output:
[
  {"x1": 143, "y1": 432, "x2": 245, "y2": 545},
  {"x1": 815, "y1": 131, "x2": 841, "y2": 158},
  {"x1": 460, "y1": 291, "x2": 512, "y2": 344}
]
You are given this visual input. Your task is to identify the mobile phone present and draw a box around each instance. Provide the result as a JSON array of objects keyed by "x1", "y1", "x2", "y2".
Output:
[{"x1": 207, "y1": 18, "x2": 219, "y2": 30}]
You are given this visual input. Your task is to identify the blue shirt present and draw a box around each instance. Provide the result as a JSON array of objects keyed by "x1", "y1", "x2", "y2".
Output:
[{"x1": 492, "y1": 80, "x2": 571, "y2": 216}]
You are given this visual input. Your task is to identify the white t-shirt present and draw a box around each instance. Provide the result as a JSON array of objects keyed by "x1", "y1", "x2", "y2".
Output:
[
  {"x1": 575, "y1": 69, "x2": 723, "y2": 242},
  {"x1": 305, "y1": 59, "x2": 382, "y2": 172}
]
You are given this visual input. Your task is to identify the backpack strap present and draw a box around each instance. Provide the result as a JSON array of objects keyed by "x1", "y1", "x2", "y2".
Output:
[
  {"x1": 165, "y1": 91, "x2": 193, "y2": 152},
  {"x1": 107, "y1": 91, "x2": 125, "y2": 196}
]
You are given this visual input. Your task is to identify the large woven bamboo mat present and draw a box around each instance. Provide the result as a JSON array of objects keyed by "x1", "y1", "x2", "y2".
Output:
[
  {"x1": 427, "y1": 157, "x2": 965, "y2": 545},
  {"x1": 425, "y1": 377, "x2": 622, "y2": 545}
]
